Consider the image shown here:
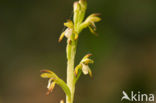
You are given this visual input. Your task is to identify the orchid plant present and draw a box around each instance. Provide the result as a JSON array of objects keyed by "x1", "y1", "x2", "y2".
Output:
[{"x1": 40, "y1": 0, "x2": 101, "y2": 103}]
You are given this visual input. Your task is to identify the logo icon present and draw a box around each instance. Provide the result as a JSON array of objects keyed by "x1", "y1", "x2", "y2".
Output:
[
  {"x1": 121, "y1": 91, "x2": 131, "y2": 101},
  {"x1": 121, "y1": 91, "x2": 154, "y2": 102}
]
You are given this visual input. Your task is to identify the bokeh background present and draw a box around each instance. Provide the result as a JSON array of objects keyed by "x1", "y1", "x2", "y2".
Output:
[{"x1": 0, "y1": 0, "x2": 156, "y2": 103}]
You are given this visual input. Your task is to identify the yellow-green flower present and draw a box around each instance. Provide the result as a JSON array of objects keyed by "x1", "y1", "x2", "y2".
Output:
[
  {"x1": 79, "y1": 13, "x2": 101, "y2": 35},
  {"x1": 74, "y1": 54, "x2": 94, "y2": 77},
  {"x1": 40, "y1": 70, "x2": 57, "y2": 95},
  {"x1": 58, "y1": 20, "x2": 78, "y2": 42},
  {"x1": 40, "y1": 70, "x2": 71, "y2": 97}
]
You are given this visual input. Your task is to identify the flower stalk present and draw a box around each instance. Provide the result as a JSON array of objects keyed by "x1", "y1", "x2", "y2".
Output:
[
  {"x1": 40, "y1": 0, "x2": 101, "y2": 103},
  {"x1": 66, "y1": 41, "x2": 77, "y2": 103}
]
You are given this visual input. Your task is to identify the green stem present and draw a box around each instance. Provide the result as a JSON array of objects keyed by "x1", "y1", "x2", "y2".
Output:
[{"x1": 66, "y1": 40, "x2": 77, "y2": 103}]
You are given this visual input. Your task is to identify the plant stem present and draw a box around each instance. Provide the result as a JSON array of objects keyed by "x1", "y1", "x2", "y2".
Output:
[{"x1": 66, "y1": 40, "x2": 77, "y2": 103}]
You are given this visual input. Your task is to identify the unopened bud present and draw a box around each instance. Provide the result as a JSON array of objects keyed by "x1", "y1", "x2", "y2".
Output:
[
  {"x1": 79, "y1": 0, "x2": 87, "y2": 10},
  {"x1": 73, "y1": 1, "x2": 81, "y2": 12}
]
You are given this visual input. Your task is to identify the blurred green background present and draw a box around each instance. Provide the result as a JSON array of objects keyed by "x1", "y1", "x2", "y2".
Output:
[{"x1": 0, "y1": 0, "x2": 156, "y2": 103}]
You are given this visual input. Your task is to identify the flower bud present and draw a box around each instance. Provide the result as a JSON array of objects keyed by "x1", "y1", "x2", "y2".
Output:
[
  {"x1": 79, "y1": 0, "x2": 87, "y2": 10},
  {"x1": 73, "y1": 2, "x2": 81, "y2": 26},
  {"x1": 73, "y1": 1, "x2": 81, "y2": 12}
]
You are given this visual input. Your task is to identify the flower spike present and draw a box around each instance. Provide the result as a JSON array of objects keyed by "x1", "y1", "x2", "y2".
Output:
[{"x1": 41, "y1": 0, "x2": 101, "y2": 102}]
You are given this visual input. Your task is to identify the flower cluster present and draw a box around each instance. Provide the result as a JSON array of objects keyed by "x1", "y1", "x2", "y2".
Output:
[{"x1": 58, "y1": 0, "x2": 101, "y2": 43}]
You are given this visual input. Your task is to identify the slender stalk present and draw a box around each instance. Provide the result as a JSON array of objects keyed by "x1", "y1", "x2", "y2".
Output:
[
  {"x1": 41, "y1": 1, "x2": 101, "y2": 103},
  {"x1": 66, "y1": 40, "x2": 77, "y2": 103}
]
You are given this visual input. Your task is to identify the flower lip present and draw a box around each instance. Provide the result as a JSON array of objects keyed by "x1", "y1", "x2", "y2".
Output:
[
  {"x1": 64, "y1": 28, "x2": 73, "y2": 39},
  {"x1": 82, "y1": 63, "x2": 89, "y2": 75},
  {"x1": 46, "y1": 81, "x2": 56, "y2": 95}
]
